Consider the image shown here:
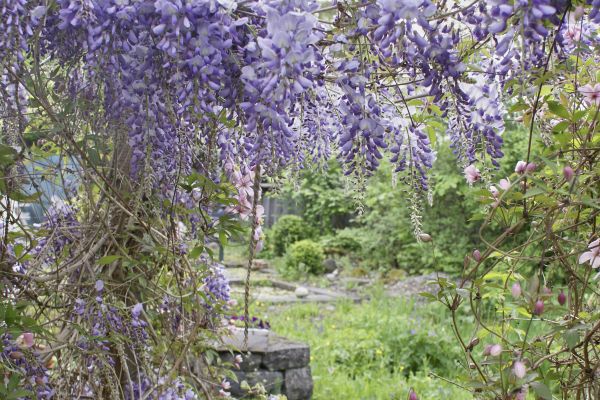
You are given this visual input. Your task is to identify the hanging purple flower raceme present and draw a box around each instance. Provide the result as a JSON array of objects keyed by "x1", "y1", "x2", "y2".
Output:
[
  {"x1": 202, "y1": 262, "x2": 230, "y2": 307},
  {"x1": 335, "y1": 61, "x2": 389, "y2": 176},
  {"x1": 239, "y1": 0, "x2": 324, "y2": 170},
  {"x1": 28, "y1": 198, "x2": 81, "y2": 271},
  {"x1": 66, "y1": 282, "x2": 153, "y2": 396},
  {"x1": 125, "y1": 374, "x2": 197, "y2": 400},
  {"x1": 1, "y1": 334, "x2": 54, "y2": 399}
]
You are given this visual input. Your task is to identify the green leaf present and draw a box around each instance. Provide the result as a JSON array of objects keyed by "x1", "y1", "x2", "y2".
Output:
[
  {"x1": 418, "y1": 292, "x2": 438, "y2": 301},
  {"x1": 188, "y1": 246, "x2": 204, "y2": 259},
  {"x1": 530, "y1": 382, "x2": 553, "y2": 400},
  {"x1": 7, "y1": 190, "x2": 41, "y2": 203},
  {"x1": 97, "y1": 255, "x2": 121, "y2": 265},
  {"x1": 219, "y1": 230, "x2": 228, "y2": 246},
  {"x1": 524, "y1": 187, "x2": 546, "y2": 198},
  {"x1": 510, "y1": 102, "x2": 529, "y2": 112},
  {"x1": 546, "y1": 101, "x2": 570, "y2": 120},
  {"x1": 564, "y1": 329, "x2": 579, "y2": 350},
  {"x1": 551, "y1": 120, "x2": 570, "y2": 133},
  {"x1": 0, "y1": 144, "x2": 17, "y2": 166},
  {"x1": 7, "y1": 389, "x2": 32, "y2": 399}
]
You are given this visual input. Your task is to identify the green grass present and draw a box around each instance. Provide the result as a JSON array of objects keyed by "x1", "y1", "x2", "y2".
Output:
[{"x1": 249, "y1": 289, "x2": 473, "y2": 400}]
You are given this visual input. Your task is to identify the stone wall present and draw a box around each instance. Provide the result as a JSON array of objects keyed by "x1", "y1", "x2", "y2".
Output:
[{"x1": 215, "y1": 329, "x2": 313, "y2": 400}]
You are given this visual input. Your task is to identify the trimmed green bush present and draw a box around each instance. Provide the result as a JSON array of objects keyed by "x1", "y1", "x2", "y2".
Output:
[
  {"x1": 319, "y1": 231, "x2": 362, "y2": 256},
  {"x1": 283, "y1": 239, "x2": 325, "y2": 276},
  {"x1": 269, "y1": 215, "x2": 313, "y2": 256}
]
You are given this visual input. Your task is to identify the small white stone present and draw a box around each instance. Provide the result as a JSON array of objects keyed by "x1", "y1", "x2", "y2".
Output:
[{"x1": 294, "y1": 286, "x2": 309, "y2": 298}]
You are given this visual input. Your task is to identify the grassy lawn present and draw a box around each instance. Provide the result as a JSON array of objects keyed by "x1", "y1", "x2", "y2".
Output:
[{"x1": 247, "y1": 289, "x2": 473, "y2": 400}]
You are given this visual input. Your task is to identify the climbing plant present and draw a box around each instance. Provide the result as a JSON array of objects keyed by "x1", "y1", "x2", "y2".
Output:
[{"x1": 1, "y1": 0, "x2": 598, "y2": 398}]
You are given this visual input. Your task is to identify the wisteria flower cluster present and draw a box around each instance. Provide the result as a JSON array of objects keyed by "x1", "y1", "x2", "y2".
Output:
[{"x1": 1, "y1": 0, "x2": 600, "y2": 398}]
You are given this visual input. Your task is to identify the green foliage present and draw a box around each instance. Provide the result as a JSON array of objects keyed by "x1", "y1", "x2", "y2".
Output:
[
  {"x1": 281, "y1": 161, "x2": 355, "y2": 234},
  {"x1": 270, "y1": 133, "x2": 531, "y2": 275},
  {"x1": 319, "y1": 230, "x2": 362, "y2": 256},
  {"x1": 268, "y1": 215, "x2": 313, "y2": 256},
  {"x1": 250, "y1": 291, "x2": 471, "y2": 400},
  {"x1": 282, "y1": 239, "x2": 325, "y2": 277}
]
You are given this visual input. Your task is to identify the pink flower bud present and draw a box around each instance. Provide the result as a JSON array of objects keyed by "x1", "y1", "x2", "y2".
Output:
[
  {"x1": 563, "y1": 166, "x2": 574, "y2": 181},
  {"x1": 234, "y1": 354, "x2": 243, "y2": 364},
  {"x1": 525, "y1": 162, "x2": 537, "y2": 173},
  {"x1": 227, "y1": 299, "x2": 238, "y2": 307},
  {"x1": 533, "y1": 299, "x2": 544, "y2": 315},
  {"x1": 573, "y1": 5, "x2": 584, "y2": 19},
  {"x1": 511, "y1": 282, "x2": 522, "y2": 298},
  {"x1": 543, "y1": 286, "x2": 552, "y2": 296},
  {"x1": 17, "y1": 332, "x2": 34, "y2": 348},
  {"x1": 482, "y1": 344, "x2": 492, "y2": 356},
  {"x1": 515, "y1": 161, "x2": 527, "y2": 174},
  {"x1": 513, "y1": 360, "x2": 527, "y2": 379},
  {"x1": 499, "y1": 178, "x2": 511, "y2": 190},
  {"x1": 221, "y1": 380, "x2": 231, "y2": 390},
  {"x1": 408, "y1": 390, "x2": 418, "y2": 400},
  {"x1": 515, "y1": 386, "x2": 528, "y2": 400},
  {"x1": 472, "y1": 249, "x2": 482, "y2": 262},
  {"x1": 489, "y1": 344, "x2": 502, "y2": 357},
  {"x1": 490, "y1": 185, "x2": 499, "y2": 198},
  {"x1": 558, "y1": 290, "x2": 566, "y2": 306}
]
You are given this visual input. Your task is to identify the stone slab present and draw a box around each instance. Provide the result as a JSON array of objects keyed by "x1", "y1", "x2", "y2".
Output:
[
  {"x1": 220, "y1": 351, "x2": 262, "y2": 372},
  {"x1": 229, "y1": 370, "x2": 283, "y2": 397},
  {"x1": 261, "y1": 335, "x2": 310, "y2": 371},
  {"x1": 284, "y1": 367, "x2": 313, "y2": 400}
]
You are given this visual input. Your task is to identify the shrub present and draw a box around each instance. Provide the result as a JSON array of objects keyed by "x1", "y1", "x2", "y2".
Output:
[
  {"x1": 319, "y1": 230, "x2": 362, "y2": 256},
  {"x1": 283, "y1": 239, "x2": 325, "y2": 276},
  {"x1": 268, "y1": 215, "x2": 313, "y2": 256}
]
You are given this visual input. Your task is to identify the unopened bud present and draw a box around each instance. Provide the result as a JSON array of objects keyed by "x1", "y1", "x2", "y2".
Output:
[
  {"x1": 513, "y1": 360, "x2": 527, "y2": 379},
  {"x1": 490, "y1": 344, "x2": 502, "y2": 356},
  {"x1": 563, "y1": 166, "x2": 575, "y2": 182},
  {"x1": 408, "y1": 389, "x2": 418, "y2": 400},
  {"x1": 543, "y1": 286, "x2": 552, "y2": 296},
  {"x1": 511, "y1": 282, "x2": 522, "y2": 298},
  {"x1": 558, "y1": 290, "x2": 566, "y2": 306},
  {"x1": 533, "y1": 299, "x2": 544, "y2": 315},
  {"x1": 467, "y1": 337, "x2": 480, "y2": 350},
  {"x1": 525, "y1": 162, "x2": 537, "y2": 173},
  {"x1": 472, "y1": 249, "x2": 482, "y2": 262},
  {"x1": 515, "y1": 161, "x2": 527, "y2": 174},
  {"x1": 418, "y1": 233, "x2": 432, "y2": 242}
]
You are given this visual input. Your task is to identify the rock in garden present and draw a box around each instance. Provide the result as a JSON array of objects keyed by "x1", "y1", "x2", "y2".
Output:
[
  {"x1": 323, "y1": 258, "x2": 337, "y2": 273},
  {"x1": 294, "y1": 286, "x2": 309, "y2": 298},
  {"x1": 252, "y1": 259, "x2": 269, "y2": 270}
]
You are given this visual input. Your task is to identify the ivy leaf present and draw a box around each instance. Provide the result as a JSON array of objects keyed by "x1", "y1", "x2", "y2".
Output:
[{"x1": 530, "y1": 382, "x2": 553, "y2": 400}]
